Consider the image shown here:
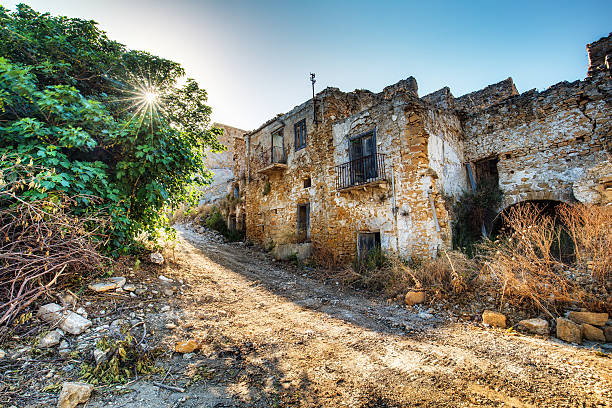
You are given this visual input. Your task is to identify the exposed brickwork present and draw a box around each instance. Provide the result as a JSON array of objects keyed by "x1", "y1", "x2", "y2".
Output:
[{"x1": 229, "y1": 36, "x2": 611, "y2": 264}]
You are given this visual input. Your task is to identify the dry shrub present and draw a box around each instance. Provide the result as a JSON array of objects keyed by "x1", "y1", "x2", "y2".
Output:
[
  {"x1": 403, "y1": 250, "x2": 473, "y2": 294},
  {"x1": 481, "y1": 203, "x2": 611, "y2": 317},
  {"x1": 318, "y1": 249, "x2": 474, "y2": 299},
  {"x1": 0, "y1": 196, "x2": 106, "y2": 333},
  {"x1": 559, "y1": 203, "x2": 611, "y2": 284},
  {"x1": 312, "y1": 242, "x2": 342, "y2": 270}
]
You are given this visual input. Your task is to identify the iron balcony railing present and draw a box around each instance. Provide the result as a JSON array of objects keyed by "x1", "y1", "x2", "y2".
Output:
[{"x1": 335, "y1": 153, "x2": 387, "y2": 190}]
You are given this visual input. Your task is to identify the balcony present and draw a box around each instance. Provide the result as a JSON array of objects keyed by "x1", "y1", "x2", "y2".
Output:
[
  {"x1": 257, "y1": 146, "x2": 287, "y2": 175},
  {"x1": 335, "y1": 153, "x2": 388, "y2": 192}
]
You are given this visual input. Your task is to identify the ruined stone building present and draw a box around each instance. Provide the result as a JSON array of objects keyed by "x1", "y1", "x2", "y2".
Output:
[
  {"x1": 198, "y1": 123, "x2": 246, "y2": 205},
  {"x1": 224, "y1": 34, "x2": 611, "y2": 264}
]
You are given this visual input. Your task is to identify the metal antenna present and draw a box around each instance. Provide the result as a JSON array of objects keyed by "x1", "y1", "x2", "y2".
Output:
[{"x1": 310, "y1": 73, "x2": 317, "y2": 123}]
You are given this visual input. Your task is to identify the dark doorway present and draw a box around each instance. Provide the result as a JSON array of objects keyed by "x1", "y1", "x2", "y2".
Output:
[
  {"x1": 297, "y1": 203, "x2": 310, "y2": 242},
  {"x1": 358, "y1": 232, "x2": 381, "y2": 261},
  {"x1": 474, "y1": 156, "x2": 499, "y2": 187}
]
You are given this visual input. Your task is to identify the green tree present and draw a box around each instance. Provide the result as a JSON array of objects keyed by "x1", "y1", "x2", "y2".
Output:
[{"x1": 0, "y1": 4, "x2": 224, "y2": 253}]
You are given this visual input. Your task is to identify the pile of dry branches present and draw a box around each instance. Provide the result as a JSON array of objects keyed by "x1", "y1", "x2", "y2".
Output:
[
  {"x1": 0, "y1": 194, "x2": 107, "y2": 333},
  {"x1": 481, "y1": 203, "x2": 612, "y2": 316}
]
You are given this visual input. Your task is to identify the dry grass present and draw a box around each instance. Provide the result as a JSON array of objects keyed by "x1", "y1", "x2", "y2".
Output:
[
  {"x1": 315, "y1": 248, "x2": 475, "y2": 299},
  {"x1": 559, "y1": 204, "x2": 611, "y2": 284},
  {"x1": 481, "y1": 203, "x2": 611, "y2": 317}
]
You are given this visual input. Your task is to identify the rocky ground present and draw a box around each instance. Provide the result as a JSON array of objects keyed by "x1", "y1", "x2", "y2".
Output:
[{"x1": 4, "y1": 225, "x2": 612, "y2": 407}]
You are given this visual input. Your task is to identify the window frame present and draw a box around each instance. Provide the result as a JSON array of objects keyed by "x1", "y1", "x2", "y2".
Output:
[{"x1": 294, "y1": 119, "x2": 307, "y2": 151}]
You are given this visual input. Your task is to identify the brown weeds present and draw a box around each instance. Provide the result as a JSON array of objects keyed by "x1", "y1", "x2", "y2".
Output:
[
  {"x1": 0, "y1": 196, "x2": 106, "y2": 333},
  {"x1": 481, "y1": 203, "x2": 611, "y2": 316}
]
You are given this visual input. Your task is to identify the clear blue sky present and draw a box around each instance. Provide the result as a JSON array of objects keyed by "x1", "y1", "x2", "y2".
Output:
[{"x1": 2, "y1": 0, "x2": 611, "y2": 130}]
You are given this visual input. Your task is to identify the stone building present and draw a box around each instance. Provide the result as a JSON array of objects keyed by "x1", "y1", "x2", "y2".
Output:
[
  {"x1": 198, "y1": 123, "x2": 246, "y2": 206},
  {"x1": 230, "y1": 34, "x2": 611, "y2": 264}
]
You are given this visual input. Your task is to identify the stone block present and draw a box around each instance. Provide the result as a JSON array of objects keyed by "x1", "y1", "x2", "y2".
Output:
[
  {"x1": 568, "y1": 311, "x2": 608, "y2": 326},
  {"x1": 404, "y1": 291, "x2": 426, "y2": 306},
  {"x1": 38, "y1": 303, "x2": 92, "y2": 335},
  {"x1": 175, "y1": 339, "x2": 198, "y2": 353},
  {"x1": 581, "y1": 324, "x2": 606, "y2": 342},
  {"x1": 273, "y1": 243, "x2": 312, "y2": 261},
  {"x1": 556, "y1": 318, "x2": 582, "y2": 344},
  {"x1": 482, "y1": 310, "x2": 507, "y2": 328},
  {"x1": 604, "y1": 326, "x2": 612, "y2": 343},
  {"x1": 39, "y1": 329, "x2": 63, "y2": 348},
  {"x1": 517, "y1": 318, "x2": 549, "y2": 335},
  {"x1": 88, "y1": 277, "x2": 126, "y2": 292}
]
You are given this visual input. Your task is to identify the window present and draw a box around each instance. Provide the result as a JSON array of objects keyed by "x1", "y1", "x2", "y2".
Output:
[
  {"x1": 303, "y1": 177, "x2": 311, "y2": 188},
  {"x1": 474, "y1": 156, "x2": 499, "y2": 187},
  {"x1": 349, "y1": 130, "x2": 377, "y2": 184},
  {"x1": 297, "y1": 203, "x2": 310, "y2": 241},
  {"x1": 271, "y1": 127, "x2": 285, "y2": 163},
  {"x1": 358, "y1": 232, "x2": 381, "y2": 261},
  {"x1": 294, "y1": 119, "x2": 307, "y2": 151}
]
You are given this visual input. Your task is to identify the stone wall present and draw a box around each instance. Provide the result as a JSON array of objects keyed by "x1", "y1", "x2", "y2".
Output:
[
  {"x1": 462, "y1": 76, "x2": 610, "y2": 210},
  {"x1": 198, "y1": 123, "x2": 246, "y2": 205},
  {"x1": 205, "y1": 123, "x2": 245, "y2": 169},
  {"x1": 455, "y1": 77, "x2": 518, "y2": 114},
  {"x1": 241, "y1": 79, "x2": 456, "y2": 262},
  {"x1": 587, "y1": 33, "x2": 612, "y2": 77},
  {"x1": 234, "y1": 34, "x2": 611, "y2": 264}
]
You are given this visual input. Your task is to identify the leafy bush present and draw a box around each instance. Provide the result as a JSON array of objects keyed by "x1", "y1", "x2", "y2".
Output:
[
  {"x1": 451, "y1": 178, "x2": 503, "y2": 256},
  {"x1": 0, "y1": 5, "x2": 224, "y2": 253},
  {"x1": 203, "y1": 206, "x2": 244, "y2": 242}
]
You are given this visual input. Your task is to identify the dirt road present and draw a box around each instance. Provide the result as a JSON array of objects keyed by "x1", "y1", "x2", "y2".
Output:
[{"x1": 90, "y1": 226, "x2": 611, "y2": 407}]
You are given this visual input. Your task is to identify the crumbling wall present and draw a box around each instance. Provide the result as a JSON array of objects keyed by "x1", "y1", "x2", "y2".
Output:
[
  {"x1": 422, "y1": 87, "x2": 455, "y2": 110},
  {"x1": 239, "y1": 35, "x2": 611, "y2": 264},
  {"x1": 206, "y1": 123, "x2": 245, "y2": 169},
  {"x1": 244, "y1": 79, "x2": 449, "y2": 262},
  {"x1": 587, "y1": 32, "x2": 612, "y2": 77},
  {"x1": 455, "y1": 77, "x2": 519, "y2": 114},
  {"x1": 462, "y1": 77, "x2": 611, "y2": 209}
]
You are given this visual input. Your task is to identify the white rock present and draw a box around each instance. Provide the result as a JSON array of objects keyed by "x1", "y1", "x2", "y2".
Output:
[
  {"x1": 0, "y1": 349, "x2": 5, "y2": 359},
  {"x1": 76, "y1": 307, "x2": 87, "y2": 318},
  {"x1": 123, "y1": 283, "x2": 136, "y2": 292},
  {"x1": 161, "y1": 305, "x2": 171, "y2": 312},
  {"x1": 39, "y1": 329, "x2": 63, "y2": 348},
  {"x1": 57, "y1": 382, "x2": 94, "y2": 408},
  {"x1": 87, "y1": 277, "x2": 126, "y2": 292},
  {"x1": 93, "y1": 348, "x2": 107, "y2": 364},
  {"x1": 150, "y1": 252, "x2": 164, "y2": 264},
  {"x1": 38, "y1": 303, "x2": 92, "y2": 335},
  {"x1": 158, "y1": 275, "x2": 173, "y2": 283}
]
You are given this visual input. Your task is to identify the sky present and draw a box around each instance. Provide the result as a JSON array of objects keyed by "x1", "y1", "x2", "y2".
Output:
[{"x1": 2, "y1": 0, "x2": 611, "y2": 130}]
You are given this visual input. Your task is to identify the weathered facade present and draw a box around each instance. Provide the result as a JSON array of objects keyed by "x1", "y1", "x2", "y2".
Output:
[
  {"x1": 231, "y1": 34, "x2": 611, "y2": 263},
  {"x1": 199, "y1": 123, "x2": 246, "y2": 206}
]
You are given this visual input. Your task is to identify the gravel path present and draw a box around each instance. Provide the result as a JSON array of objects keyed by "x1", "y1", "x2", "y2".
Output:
[{"x1": 88, "y1": 226, "x2": 611, "y2": 407}]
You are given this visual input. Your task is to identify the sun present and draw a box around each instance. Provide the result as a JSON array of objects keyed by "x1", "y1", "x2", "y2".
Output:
[{"x1": 143, "y1": 90, "x2": 157, "y2": 104}]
